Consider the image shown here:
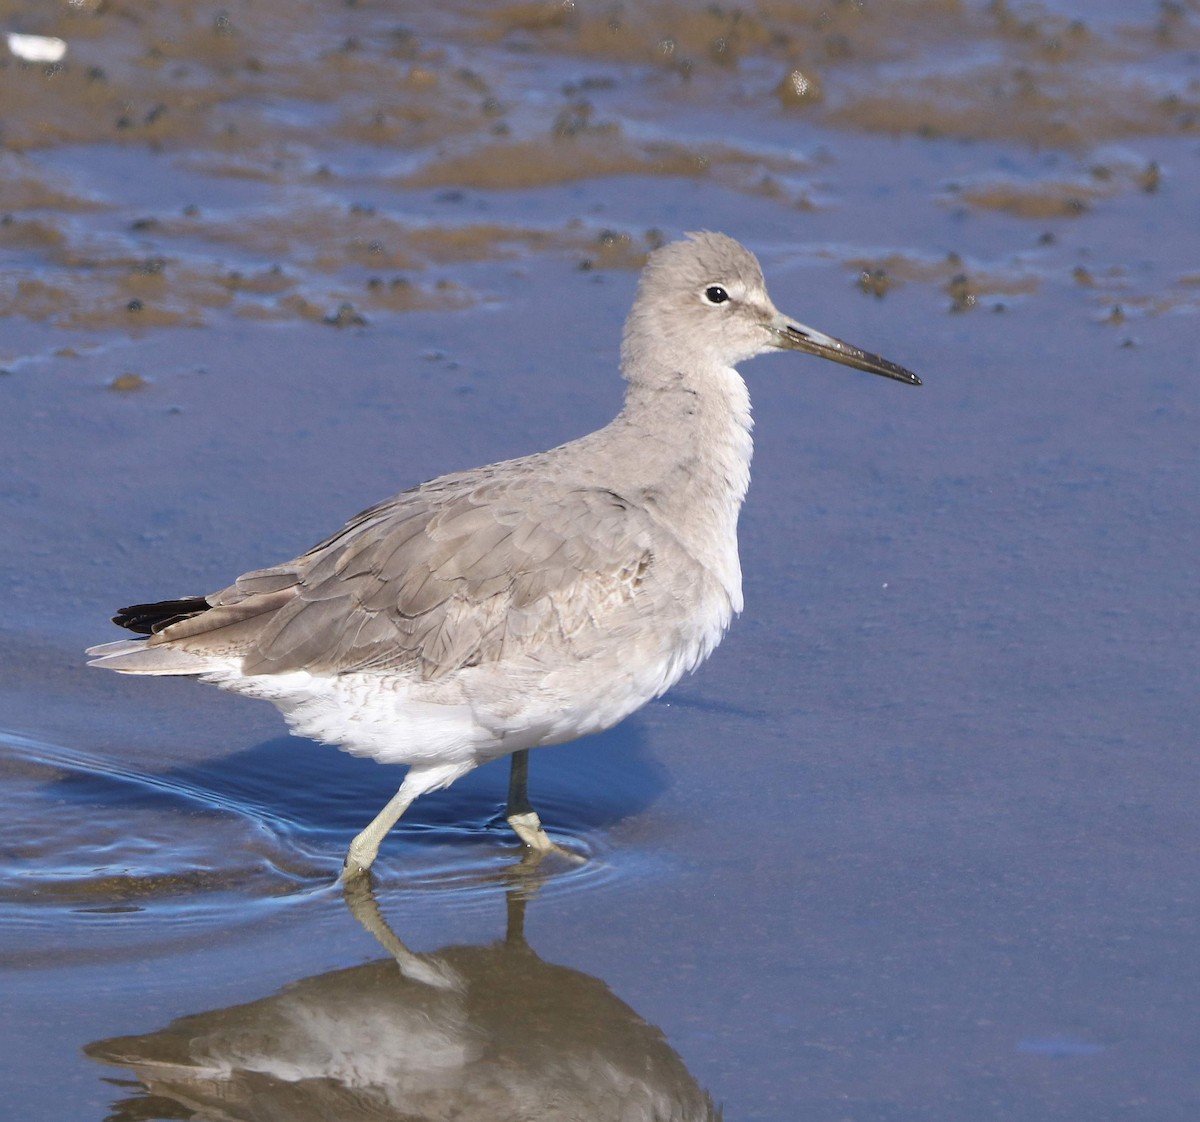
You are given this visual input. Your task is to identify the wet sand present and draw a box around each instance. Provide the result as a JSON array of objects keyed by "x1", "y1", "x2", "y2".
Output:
[{"x1": 2, "y1": 2, "x2": 1199, "y2": 1119}]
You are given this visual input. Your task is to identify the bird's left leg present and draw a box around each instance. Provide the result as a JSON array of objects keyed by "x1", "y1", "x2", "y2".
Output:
[{"x1": 505, "y1": 749, "x2": 557, "y2": 853}]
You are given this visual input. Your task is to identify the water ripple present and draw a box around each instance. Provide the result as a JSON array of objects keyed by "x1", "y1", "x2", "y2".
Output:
[{"x1": 0, "y1": 728, "x2": 663, "y2": 962}]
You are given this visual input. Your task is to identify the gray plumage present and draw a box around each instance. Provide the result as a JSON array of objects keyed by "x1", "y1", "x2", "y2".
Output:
[
  {"x1": 88, "y1": 232, "x2": 919, "y2": 878},
  {"x1": 167, "y1": 474, "x2": 667, "y2": 680}
]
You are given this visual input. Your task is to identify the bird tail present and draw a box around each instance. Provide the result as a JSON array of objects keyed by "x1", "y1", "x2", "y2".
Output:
[{"x1": 85, "y1": 638, "x2": 217, "y2": 675}]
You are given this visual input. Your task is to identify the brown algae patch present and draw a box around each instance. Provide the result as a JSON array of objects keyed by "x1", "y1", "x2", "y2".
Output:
[
  {"x1": 400, "y1": 133, "x2": 709, "y2": 190},
  {"x1": 845, "y1": 251, "x2": 1041, "y2": 311},
  {"x1": 483, "y1": 0, "x2": 778, "y2": 69},
  {"x1": 946, "y1": 155, "x2": 1172, "y2": 218},
  {"x1": 108, "y1": 371, "x2": 149, "y2": 392},
  {"x1": 1, "y1": 0, "x2": 1197, "y2": 331},
  {"x1": 476, "y1": 0, "x2": 1200, "y2": 146},
  {"x1": 3, "y1": 1, "x2": 1193, "y2": 165},
  {"x1": 950, "y1": 179, "x2": 1098, "y2": 220},
  {"x1": 0, "y1": 734, "x2": 318, "y2": 924},
  {"x1": 0, "y1": 136, "x2": 668, "y2": 328}
]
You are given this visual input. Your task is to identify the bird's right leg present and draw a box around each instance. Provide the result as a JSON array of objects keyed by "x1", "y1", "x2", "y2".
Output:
[
  {"x1": 341, "y1": 785, "x2": 417, "y2": 881},
  {"x1": 341, "y1": 762, "x2": 476, "y2": 881}
]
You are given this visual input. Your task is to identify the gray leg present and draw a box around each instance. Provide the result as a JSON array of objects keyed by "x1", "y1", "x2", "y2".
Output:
[
  {"x1": 505, "y1": 749, "x2": 556, "y2": 853},
  {"x1": 341, "y1": 784, "x2": 417, "y2": 881}
]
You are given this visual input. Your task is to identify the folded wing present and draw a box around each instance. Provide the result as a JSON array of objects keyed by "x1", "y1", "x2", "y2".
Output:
[{"x1": 146, "y1": 469, "x2": 668, "y2": 680}]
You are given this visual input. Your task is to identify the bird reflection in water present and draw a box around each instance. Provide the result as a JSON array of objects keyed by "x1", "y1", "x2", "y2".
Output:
[{"x1": 87, "y1": 879, "x2": 721, "y2": 1121}]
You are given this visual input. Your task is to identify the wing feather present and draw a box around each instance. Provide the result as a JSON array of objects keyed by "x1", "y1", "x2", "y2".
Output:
[{"x1": 156, "y1": 468, "x2": 671, "y2": 680}]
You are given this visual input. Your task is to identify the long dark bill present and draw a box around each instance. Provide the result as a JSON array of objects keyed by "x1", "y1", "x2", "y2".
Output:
[{"x1": 774, "y1": 316, "x2": 921, "y2": 386}]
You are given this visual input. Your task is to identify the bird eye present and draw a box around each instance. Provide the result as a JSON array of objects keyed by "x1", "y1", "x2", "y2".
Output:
[{"x1": 703, "y1": 285, "x2": 730, "y2": 305}]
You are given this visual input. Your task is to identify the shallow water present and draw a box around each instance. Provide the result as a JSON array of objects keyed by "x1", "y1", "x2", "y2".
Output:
[{"x1": 2, "y1": 2, "x2": 1199, "y2": 1119}]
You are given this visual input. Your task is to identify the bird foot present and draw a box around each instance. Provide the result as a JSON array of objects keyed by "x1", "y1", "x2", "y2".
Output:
[
  {"x1": 506, "y1": 810, "x2": 585, "y2": 866},
  {"x1": 339, "y1": 845, "x2": 377, "y2": 883},
  {"x1": 506, "y1": 809, "x2": 557, "y2": 852}
]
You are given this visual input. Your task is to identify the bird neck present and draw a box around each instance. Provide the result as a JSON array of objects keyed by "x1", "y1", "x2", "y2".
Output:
[
  {"x1": 617, "y1": 357, "x2": 754, "y2": 494},
  {"x1": 597, "y1": 355, "x2": 755, "y2": 609}
]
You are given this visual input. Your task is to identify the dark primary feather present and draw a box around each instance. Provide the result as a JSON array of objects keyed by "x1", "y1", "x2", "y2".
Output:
[{"x1": 113, "y1": 597, "x2": 212, "y2": 635}]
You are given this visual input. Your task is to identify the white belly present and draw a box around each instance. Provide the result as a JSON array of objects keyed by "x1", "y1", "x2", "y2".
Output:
[{"x1": 201, "y1": 583, "x2": 734, "y2": 771}]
